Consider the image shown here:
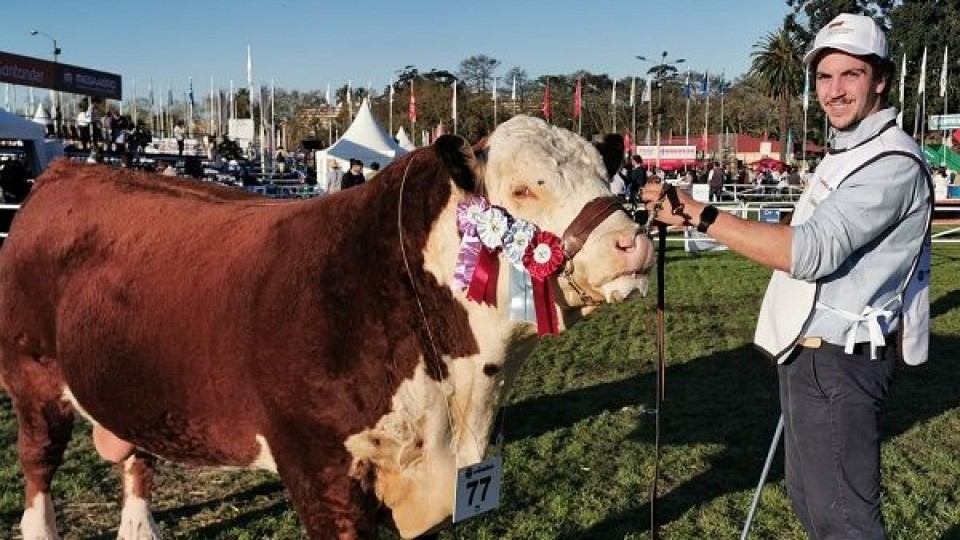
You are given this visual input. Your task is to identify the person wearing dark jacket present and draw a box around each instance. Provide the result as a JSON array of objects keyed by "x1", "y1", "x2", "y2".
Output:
[{"x1": 341, "y1": 159, "x2": 366, "y2": 189}]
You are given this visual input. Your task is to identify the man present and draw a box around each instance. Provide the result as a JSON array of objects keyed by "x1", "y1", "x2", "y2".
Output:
[
  {"x1": 643, "y1": 13, "x2": 931, "y2": 539},
  {"x1": 707, "y1": 161, "x2": 724, "y2": 201}
]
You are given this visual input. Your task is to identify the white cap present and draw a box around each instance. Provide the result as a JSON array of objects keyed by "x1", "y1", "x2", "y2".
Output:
[{"x1": 803, "y1": 13, "x2": 888, "y2": 66}]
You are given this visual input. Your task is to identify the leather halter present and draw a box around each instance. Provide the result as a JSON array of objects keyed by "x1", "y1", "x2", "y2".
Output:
[
  {"x1": 561, "y1": 196, "x2": 625, "y2": 259},
  {"x1": 558, "y1": 196, "x2": 629, "y2": 306}
]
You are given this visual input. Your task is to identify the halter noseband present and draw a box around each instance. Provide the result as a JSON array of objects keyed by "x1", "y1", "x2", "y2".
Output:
[{"x1": 559, "y1": 196, "x2": 631, "y2": 306}]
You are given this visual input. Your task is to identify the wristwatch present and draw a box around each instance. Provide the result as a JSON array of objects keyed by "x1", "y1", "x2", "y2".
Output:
[{"x1": 697, "y1": 205, "x2": 719, "y2": 233}]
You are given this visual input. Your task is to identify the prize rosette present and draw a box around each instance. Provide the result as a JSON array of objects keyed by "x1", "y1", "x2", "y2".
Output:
[
  {"x1": 466, "y1": 205, "x2": 510, "y2": 306},
  {"x1": 522, "y1": 230, "x2": 565, "y2": 336}
]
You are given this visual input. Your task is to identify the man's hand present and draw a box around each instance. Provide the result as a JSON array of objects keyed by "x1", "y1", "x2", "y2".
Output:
[{"x1": 641, "y1": 180, "x2": 702, "y2": 228}]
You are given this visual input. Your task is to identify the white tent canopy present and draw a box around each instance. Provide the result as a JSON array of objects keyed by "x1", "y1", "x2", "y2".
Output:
[
  {"x1": 395, "y1": 127, "x2": 416, "y2": 152},
  {"x1": 317, "y1": 97, "x2": 406, "y2": 178}
]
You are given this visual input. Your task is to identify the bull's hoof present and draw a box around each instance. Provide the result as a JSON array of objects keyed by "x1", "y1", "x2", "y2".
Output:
[
  {"x1": 117, "y1": 496, "x2": 160, "y2": 540},
  {"x1": 20, "y1": 493, "x2": 60, "y2": 540}
]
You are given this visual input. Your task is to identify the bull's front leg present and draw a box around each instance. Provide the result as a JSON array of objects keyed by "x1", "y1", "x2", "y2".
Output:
[{"x1": 272, "y1": 436, "x2": 378, "y2": 540}]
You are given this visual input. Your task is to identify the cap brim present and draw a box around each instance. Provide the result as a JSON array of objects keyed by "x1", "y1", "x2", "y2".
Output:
[{"x1": 803, "y1": 43, "x2": 879, "y2": 65}]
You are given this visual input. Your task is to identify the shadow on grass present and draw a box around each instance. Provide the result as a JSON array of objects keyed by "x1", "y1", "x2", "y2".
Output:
[
  {"x1": 501, "y1": 333, "x2": 960, "y2": 540},
  {"x1": 942, "y1": 524, "x2": 960, "y2": 540},
  {"x1": 76, "y1": 481, "x2": 288, "y2": 540}
]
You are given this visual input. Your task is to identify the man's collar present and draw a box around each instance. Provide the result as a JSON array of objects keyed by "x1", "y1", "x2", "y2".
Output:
[{"x1": 830, "y1": 108, "x2": 899, "y2": 151}]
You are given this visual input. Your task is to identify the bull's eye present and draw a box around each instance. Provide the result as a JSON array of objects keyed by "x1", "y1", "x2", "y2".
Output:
[{"x1": 512, "y1": 185, "x2": 535, "y2": 199}]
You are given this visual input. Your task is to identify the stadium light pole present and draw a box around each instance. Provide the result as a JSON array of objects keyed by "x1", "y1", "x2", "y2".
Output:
[
  {"x1": 637, "y1": 51, "x2": 685, "y2": 168},
  {"x1": 29, "y1": 29, "x2": 62, "y2": 137}
]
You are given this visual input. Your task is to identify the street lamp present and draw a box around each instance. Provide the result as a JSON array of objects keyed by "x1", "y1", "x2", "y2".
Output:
[
  {"x1": 29, "y1": 29, "x2": 62, "y2": 137},
  {"x1": 637, "y1": 52, "x2": 685, "y2": 167}
]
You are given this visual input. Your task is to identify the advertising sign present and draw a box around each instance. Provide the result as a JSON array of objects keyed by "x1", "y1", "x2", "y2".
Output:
[{"x1": 0, "y1": 51, "x2": 122, "y2": 100}]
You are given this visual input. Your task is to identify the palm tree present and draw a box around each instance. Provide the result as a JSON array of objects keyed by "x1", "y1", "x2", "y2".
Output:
[{"x1": 749, "y1": 25, "x2": 804, "y2": 161}]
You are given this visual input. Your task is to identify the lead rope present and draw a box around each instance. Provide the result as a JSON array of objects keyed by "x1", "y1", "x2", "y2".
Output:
[
  {"x1": 649, "y1": 221, "x2": 667, "y2": 540},
  {"x1": 646, "y1": 182, "x2": 680, "y2": 540}
]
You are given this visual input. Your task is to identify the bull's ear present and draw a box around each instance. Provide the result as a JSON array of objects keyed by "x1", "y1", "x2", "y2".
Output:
[
  {"x1": 594, "y1": 134, "x2": 625, "y2": 179},
  {"x1": 434, "y1": 134, "x2": 481, "y2": 193}
]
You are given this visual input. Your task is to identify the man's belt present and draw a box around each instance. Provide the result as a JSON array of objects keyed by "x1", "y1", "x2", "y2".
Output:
[{"x1": 797, "y1": 335, "x2": 890, "y2": 356}]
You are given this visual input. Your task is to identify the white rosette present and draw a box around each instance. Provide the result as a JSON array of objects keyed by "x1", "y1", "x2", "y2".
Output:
[
  {"x1": 476, "y1": 207, "x2": 510, "y2": 250},
  {"x1": 504, "y1": 219, "x2": 537, "y2": 271}
]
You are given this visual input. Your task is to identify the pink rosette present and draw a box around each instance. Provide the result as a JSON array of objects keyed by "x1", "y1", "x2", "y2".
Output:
[{"x1": 456, "y1": 197, "x2": 490, "y2": 237}]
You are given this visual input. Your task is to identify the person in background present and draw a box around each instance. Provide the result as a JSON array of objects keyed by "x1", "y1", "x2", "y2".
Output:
[
  {"x1": 325, "y1": 160, "x2": 343, "y2": 193},
  {"x1": 174, "y1": 122, "x2": 186, "y2": 156},
  {"x1": 708, "y1": 161, "x2": 725, "y2": 202},
  {"x1": 340, "y1": 159, "x2": 366, "y2": 190},
  {"x1": 642, "y1": 13, "x2": 931, "y2": 539},
  {"x1": 626, "y1": 155, "x2": 648, "y2": 203},
  {"x1": 366, "y1": 161, "x2": 381, "y2": 181}
]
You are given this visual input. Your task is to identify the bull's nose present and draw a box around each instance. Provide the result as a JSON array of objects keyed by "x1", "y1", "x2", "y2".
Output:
[{"x1": 616, "y1": 229, "x2": 655, "y2": 273}]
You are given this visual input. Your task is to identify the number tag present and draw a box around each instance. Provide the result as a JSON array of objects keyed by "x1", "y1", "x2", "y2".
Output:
[{"x1": 452, "y1": 456, "x2": 502, "y2": 523}]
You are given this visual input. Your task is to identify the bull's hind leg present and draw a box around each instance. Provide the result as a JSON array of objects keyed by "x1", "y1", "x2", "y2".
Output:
[
  {"x1": 8, "y1": 356, "x2": 75, "y2": 540},
  {"x1": 115, "y1": 451, "x2": 160, "y2": 540}
]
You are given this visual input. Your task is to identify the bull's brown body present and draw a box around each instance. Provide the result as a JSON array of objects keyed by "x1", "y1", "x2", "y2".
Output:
[{"x1": 0, "y1": 117, "x2": 652, "y2": 539}]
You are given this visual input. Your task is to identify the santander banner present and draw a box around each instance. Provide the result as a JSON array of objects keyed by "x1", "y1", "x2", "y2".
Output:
[{"x1": 0, "y1": 51, "x2": 122, "y2": 100}]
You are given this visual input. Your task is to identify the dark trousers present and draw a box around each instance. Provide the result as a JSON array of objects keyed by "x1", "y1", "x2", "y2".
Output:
[{"x1": 778, "y1": 342, "x2": 897, "y2": 539}]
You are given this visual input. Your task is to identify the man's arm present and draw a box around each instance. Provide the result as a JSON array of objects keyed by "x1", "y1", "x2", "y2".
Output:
[{"x1": 641, "y1": 182, "x2": 793, "y2": 272}]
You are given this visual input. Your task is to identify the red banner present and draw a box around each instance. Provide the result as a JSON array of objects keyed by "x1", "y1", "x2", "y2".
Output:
[
  {"x1": 541, "y1": 79, "x2": 552, "y2": 122},
  {"x1": 573, "y1": 77, "x2": 582, "y2": 119},
  {"x1": 409, "y1": 83, "x2": 417, "y2": 123}
]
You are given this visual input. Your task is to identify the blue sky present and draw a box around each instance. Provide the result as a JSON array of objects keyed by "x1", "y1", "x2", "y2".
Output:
[{"x1": 2, "y1": 0, "x2": 790, "y2": 100}]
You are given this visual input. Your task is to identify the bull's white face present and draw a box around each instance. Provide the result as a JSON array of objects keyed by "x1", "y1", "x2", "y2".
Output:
[{"x1": 483, "y1": 116, "x2": 655, "y2": 307}]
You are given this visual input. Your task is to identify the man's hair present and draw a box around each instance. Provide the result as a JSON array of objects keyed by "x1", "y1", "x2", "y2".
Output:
[{"x1": 812, "y1": 49, "x2": 895, "y2": 103}]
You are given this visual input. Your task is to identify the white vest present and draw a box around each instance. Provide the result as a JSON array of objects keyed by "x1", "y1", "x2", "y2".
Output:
[{"x1": 754, "y1": 125, "x2": 932, "y2": 364}]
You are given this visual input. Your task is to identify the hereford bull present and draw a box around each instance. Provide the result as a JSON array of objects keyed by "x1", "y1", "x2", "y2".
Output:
[{"x1": 0, "y1": 115, "x2": 654, "y2": 539}]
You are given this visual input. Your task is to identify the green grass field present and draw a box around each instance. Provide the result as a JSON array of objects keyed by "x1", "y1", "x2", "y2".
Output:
[{"x1": 1, "y1": 236, "x2": 958, "y2": 539}]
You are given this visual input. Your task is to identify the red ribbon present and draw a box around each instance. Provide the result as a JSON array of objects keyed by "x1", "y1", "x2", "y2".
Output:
[
  {"x1": 531, "y1": 276, "x2": 560, "y2": 336},
  {"x1": 466, "y1": 246, "x2": 500, "y2": 306},
  {"x1": 523, "y1": 231, "x2": 565, "y2": 336}
]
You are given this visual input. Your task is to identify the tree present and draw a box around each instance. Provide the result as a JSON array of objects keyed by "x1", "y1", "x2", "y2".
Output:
[
  {"x1": 784, "y1": 0, "x2": 895, "y2": 49},
  {"x1": 750, "y1": 25, "x2": 804, "y2": 161},
  {"x1": 458, "y1": 55, "x2": 501, "y2": 92}
]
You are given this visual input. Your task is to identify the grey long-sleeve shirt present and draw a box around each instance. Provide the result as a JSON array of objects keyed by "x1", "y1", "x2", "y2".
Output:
[{"x1": 790, "y1": 108, "x2": 930, "y2": 345}]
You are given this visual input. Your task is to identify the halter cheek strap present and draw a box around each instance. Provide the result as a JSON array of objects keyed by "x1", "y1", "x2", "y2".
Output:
[
  {"x1": 560, "y1": 196, "x2": 631, "y2": 306},
  {"x1": 562, "y1": 196, "x2": 626, "y2": 259}
]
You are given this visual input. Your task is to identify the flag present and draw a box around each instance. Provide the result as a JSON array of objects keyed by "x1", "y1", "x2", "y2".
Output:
[
  {"x1": 700, "y1": 71, "x2": 710, "y2": 97},
  {"x1": 492, "y1": 77, "x2": 498, "y2": 101},
  {"x1": 682, "y1": 71, "x2": 692, "y2": 99},
  {"x1": 188, "y1": 77, "x2": 195, "y2": 108},
  {"x1": 642, "y1": 77, "x2": 651, "y2": 103},
  {"x1": 611, "y1": 79, "x2": 617, "y2": 105},
  {"x1": 717, "y1": 73, "x2": 727, "y2": 97},
  {"x1": 452, "y1": 80, "x2": 457, "y2": 121},
  {"x1": 802, "y1": 67, "x2": 810, "y2": 111},
  {"x1": 918, "y1": 46, "x2": 928, "y2": 94},
  {"x1": 148, "y1": 77, "x2": 154, "y2": 108},
  {"x1": 512, "y1": 75, "x2": 517, "y2": 101},
  {"x1": 347, "y1": 80, "x2": 353, "y2": 107},
  {"x1": 573, "y1": 77, "x2": 582, "y2": 118},
  {"x1": 786, "y1": 130, "x2": 794, "y2": 155},
  {"x1": 246, "y1": 44, "x2": 253, "y2": 91},
  {"x1": 629, "y1": 77, "x2": 636, "y2": 106},
  {"x1": 624, "y1": 131, "x2": 633, "y2": 156},
  {"x1": 325, "y1": 83, "x2": 331, "y2": 104},
  {"x1": 940, "y1": 45, "x2": 949, "y2": 98},
  {"x1": 541, "y1": 79, "x2": 552, "y2": 121},
  {"x1": 409, "y1": 81, "x2": 417, "y2": 123}
]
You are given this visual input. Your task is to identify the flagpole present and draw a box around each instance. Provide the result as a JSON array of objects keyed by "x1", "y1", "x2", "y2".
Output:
[
  {"x1": 388, "y1": 79, "x2": 394, "y2": 136},
  {"x1": 631, "y1": 77, "x2": 637, "y2": 150},
  {"x1": 452, "y1": 80, "x2": 458, "y2": 134},
  {"x1": 684, "y1": 71, "x2": 690, "y2": 146},
  {"x1": 611, "y1": 79, "x2": 617, "y2": 132},
  {"x1": 492, "y1": 77, "x2": 498, "y2": 128}
]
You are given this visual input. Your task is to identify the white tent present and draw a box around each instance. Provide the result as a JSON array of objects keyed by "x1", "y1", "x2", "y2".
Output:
[
  {"x1": 395, "y1": 126, "x2": 416, "y2": 152},
  {"x1": 317, "y1": 97, "x2": 406, "y2": 179},
  {"x1": 0, "y1": 107, "x2": 57, "y2": 177}
]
